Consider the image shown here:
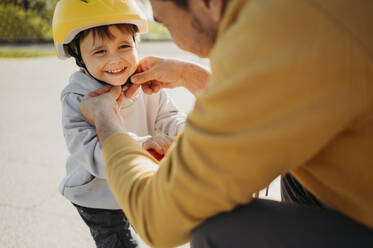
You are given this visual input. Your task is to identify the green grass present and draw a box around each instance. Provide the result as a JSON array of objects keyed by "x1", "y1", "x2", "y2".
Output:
[{"x1": 0, "y1": 48, "x2": 54, "y2": 58}]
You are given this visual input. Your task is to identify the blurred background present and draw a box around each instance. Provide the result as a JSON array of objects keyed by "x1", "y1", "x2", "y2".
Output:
[
  {"x1": 0, "y1": 1, "x2": 279, "y2": 247},
  {"x1": 0, "y1": 0, "x2": 170, "y2": 57}
]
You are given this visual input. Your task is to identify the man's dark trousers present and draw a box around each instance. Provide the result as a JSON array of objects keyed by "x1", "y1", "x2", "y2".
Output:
[{"x1": 191, "y1": 174, "x2": 373, "y2": 248}]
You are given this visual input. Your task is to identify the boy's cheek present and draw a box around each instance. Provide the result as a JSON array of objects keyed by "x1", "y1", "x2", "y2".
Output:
[{"x1": 132, "y1": 49, "x2": 139, "y2": 69}]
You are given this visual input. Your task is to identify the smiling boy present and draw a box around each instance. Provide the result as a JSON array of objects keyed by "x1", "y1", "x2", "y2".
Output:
[
  {"x1": 76, "y1": 25, "x2": 138, "y2": 87},
  {"x1": 52, "y1": 0, "x2": 186, "y2": 247}
]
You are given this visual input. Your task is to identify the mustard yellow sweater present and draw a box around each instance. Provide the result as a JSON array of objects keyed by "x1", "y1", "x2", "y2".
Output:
[{"x1": 103, "y1": 0, "x2": 373, "y2": 246}]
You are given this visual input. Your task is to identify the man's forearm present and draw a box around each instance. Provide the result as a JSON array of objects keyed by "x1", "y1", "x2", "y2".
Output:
[
  {"x1": 182, "y1": 63, "x2": 210, "y2": 95},
  {"x1": 95, "y1": 112, "x2": 125, "y2": 144}
]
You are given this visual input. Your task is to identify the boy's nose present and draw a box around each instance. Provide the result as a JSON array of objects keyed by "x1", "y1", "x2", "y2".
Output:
[{"x1": 107, "y1": 53, "x2": 123, "y2": 66}]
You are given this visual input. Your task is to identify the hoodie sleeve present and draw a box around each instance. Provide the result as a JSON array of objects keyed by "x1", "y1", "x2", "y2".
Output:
[
  {"x1": 154, "y1": 90, "x2": 187, "y2": 137},
  {"x1": 61, "y1": 92, "x2": 151, "y2": 178}
]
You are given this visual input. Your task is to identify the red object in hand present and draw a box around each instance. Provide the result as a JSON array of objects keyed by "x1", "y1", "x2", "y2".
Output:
[{"x1": 147, "y1": 149, "x2": 164, "y2": 161}]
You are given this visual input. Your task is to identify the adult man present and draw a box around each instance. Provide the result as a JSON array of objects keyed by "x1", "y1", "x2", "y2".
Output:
[{"x1": 79, "y1": 0, "x2": 373, "y2": 247}]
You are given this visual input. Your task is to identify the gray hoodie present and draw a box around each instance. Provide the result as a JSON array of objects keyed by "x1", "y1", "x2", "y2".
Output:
[{"x1": 59, "y1": 70, "x2": 186, "y2": 209}]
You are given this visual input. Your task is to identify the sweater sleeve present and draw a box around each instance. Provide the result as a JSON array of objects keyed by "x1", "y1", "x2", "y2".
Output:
[
  {"x1": 154, "y1": 90, "x2": 186, "y2": 137},
  {"x1": 103, "y1": 0, "x2": 365, "y2": 246},
  {"x1": 61, "y1": 93, "x2": 152, "y2": 178}
]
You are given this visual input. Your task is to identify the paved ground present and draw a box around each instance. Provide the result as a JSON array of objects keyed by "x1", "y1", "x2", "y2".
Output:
[{"x1": 0, "y1": 41, "x2": 280, "y2": 248}]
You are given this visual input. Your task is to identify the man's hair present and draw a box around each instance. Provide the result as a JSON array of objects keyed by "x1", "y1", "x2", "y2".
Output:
[
  {"x1": 169, "y1": 0, "x2": 229, "y2": 10},
  {"x1": 67, "y1": 23, "x2": 139, "y2": 67},
  {"x1": 170, "y1": 0, "x2": 188, "y2": 8}
]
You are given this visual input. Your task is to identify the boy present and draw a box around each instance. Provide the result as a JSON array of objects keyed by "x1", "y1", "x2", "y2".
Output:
[{"x1": 52, "y1": 0, "x2": 186, "y2": 247}]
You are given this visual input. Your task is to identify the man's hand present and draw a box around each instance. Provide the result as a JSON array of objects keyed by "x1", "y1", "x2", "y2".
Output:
[
  {"x1": 143, "y1": 133, "x2": 175, "y2": 155},
  {"x1": 125, "y1": 56, "x2": 210, "y2": 98},
  {"x1": 79, "y1": 85, "x2": 125, "y2": 143}
]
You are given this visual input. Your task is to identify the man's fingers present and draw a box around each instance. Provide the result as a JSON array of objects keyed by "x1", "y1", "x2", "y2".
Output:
[
  {"x1": 150, "y1": 82, "x2": 161, "y2": 93},
  {"x1": 160, "y1": 136, "x2": 174, "y2": 151},
  {"x1": 131, "y1": 67, "x2": 158, "y2": 85},
  {"x1": 135, "y1": 64, "x2": 144, "y2": 73},
  {"x1": 87, "y1": 85, "x2": 112, "y2": 97},
  {"x1": 136, "y1": 56, "x2": 159, "y2": 73},
  {"x1": 142, "y1": 83, "x2": 155, "y2": 95},
  {"x1": 143, "y1": 134, "x2": 175, "y2": 156},
  {"x1": 155, "y1": 135, "x2": 174, "y2": 154},
  {"x1": 143, "y1": 142, "x2": 149, "y2": 150},
  {"x1": 144, "y1": 140, "x2": 163, "y2": 154},
  {"x1": 117, "y1": 93, "x2": 124, "y2": 106},
  {"x1": 140, "y1": 81, "x2": 164, "y2": 95},
  {"x1": 152, "y1": 143, "x2": 164, "y2": 154},
  {"x1": 124, "y1": 83, "x2": 140, "y2": 98},
  {"x1": 109, "y1": 86, "x2": 123, "y2": 100}
]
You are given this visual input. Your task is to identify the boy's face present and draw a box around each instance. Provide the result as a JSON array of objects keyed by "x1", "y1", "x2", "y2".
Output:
[{"x1": 80, "y1": 25, "x2": 138, "y2": 86}]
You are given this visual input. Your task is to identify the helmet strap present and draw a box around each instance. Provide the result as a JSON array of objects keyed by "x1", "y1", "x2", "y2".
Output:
[{"x1": 66, "y1": 33, "x2": 85, "y2": 68}]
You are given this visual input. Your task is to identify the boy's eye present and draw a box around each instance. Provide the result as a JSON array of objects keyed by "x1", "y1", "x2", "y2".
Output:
[
  {"x1": 120, "y1": 44, "x2": 131, "y2": 49},
  {"x1": 94, "y1": 50, "x2": 105, "y2": 55}
]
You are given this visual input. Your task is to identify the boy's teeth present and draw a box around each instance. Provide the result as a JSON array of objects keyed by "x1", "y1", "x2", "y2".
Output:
[{"x1": 108, "y1": 68, "x2": 122, "y2": 73}]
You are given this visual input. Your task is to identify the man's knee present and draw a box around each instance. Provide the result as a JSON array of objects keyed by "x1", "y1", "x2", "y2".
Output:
[
  {"x1": 191, "y1": 217, "x2": 219, "y2": 248},
  {"x1": 191, "y1": 203, "x2": 261, "y2": 248},
  {"x1": 191, "y1": 200, "x2": 278, "y2": 247}
]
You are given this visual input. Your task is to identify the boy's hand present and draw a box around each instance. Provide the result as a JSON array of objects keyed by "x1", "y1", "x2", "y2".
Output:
[
  {"x1": 143, "y1": 134, "x2": 175, "y2": 155},
  {"x1": 147, "y1": 149, "x2": 164, "y2": 161}
]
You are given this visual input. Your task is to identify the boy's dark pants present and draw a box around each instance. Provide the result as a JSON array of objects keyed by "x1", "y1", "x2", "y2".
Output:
[
  {"x1": 191, "y1": 174, "x2": 373, "y2": 248},
  {"x1": 73, "y1": 204, "x2": 138, "y2": 248}
]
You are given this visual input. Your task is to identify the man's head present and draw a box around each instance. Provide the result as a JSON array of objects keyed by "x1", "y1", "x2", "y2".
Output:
[
  {"x1": 69, "y1": 24, "x2": 139, "y2": 87},
  {"x1": 150, "y1": 0, "x2": 229, "y2": 57}
]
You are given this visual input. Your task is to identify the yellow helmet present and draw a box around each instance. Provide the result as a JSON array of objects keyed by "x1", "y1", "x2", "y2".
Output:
[{"x1": 52, "y1": 0, "x2": 148, "y2": 59}]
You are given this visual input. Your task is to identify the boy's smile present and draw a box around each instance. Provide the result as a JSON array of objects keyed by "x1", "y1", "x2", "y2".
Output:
[
  {"x1": 104, "y1": 66, "x2": 128, "y2": 78},
  {"x1": 80, "y1": 25, "x2": 138, "y2": 86}
]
